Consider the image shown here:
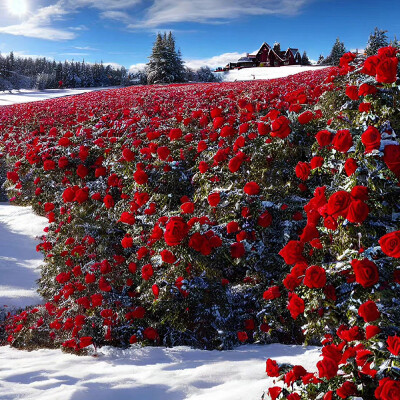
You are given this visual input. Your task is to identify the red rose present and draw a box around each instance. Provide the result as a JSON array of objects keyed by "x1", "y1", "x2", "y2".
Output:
[
  {"x1": 358, "y1": 83, "x2": 377, "y2": 96},
  {"x1": 228, "y1": 154, "x2": 244, "y2": 173},
  {"x1": 208, "y1": 192, "x2": 220, "y2": 207},
  {"x1": 266, "y1": 358, "x2": 280, "y2": 377},
  {"x1": 164, "y1": 217, "x2": 189, "y2": 246},
  {"x1": 379, "y1": 231, "x2": 400, "y2": 258},
  {"x1": 347, "y1": 200, "x2": 369, "y2": 223},
  {"x1": 237, "y1": 331, "x2": 248, "y2": 342},
  {"x1": 141, "y1": 263, "x2": 154, "y2": 280},
  {"x1": 122, "y1": 147, "x2": 135, "y2": 162},
  {"x1": 231, "y1": 242, "x2": 245, "y2": 258},
  {"x1": 375, "y1": 378, "x2": 400, "y2": 400},
  {"x1": 336, "y1": 381, "x2": 357, "y2": 399},
  {"x1": 344, "y1": 158, "x2": 358, "y2": 176},
  {"x1": 298, "y1": 111, "x2": 314, "y2": 125},
  {"x1": 271, "y1": 115, "x2": 291, "y2": 139},
  {"x1": 376, "y1": 57, "x2": 398, "y2": 84},
  {"x1": 143, "y1": 327, "x2": 158, "y2": 340},
  {"x1": 287, "y1": 293, "x2": 305, "y2": 320},
  {"x1": 362, "y1": 55, "x2": 380, "y2": 76},
  {"x1": 332, "y1": 130, "x2": 353, "y2": 153},
  {"x1": 160, "y1": 249, "x2": 177, "y2": 264},
  {"x1": 263, "y1": 286, "x2": 281, "y2": 300},
  {"x1": 181, "y1": 202, "x2": 195, "y2": 214},
  {"x1": 317, "y1": 356, "x2": 338, "y2": 379},
  {"x1": 303, "y1": 265, "x2": 326, "y2": 288},
  {"x1": 383, "y1": 144, "x2": 400, "y2": 177},
  {"x1": 327, "y1": 191, "x2": 351, "y2": 219},
  {"x1": 352, "y1": 258, "x2": 379, "y2": 287},
  {"x1": 316, "y1": 130, "x2": 333, "y2": 147},
  {"x1": 362, "y1": 126, "x2": 381, "y2": 153},
  {"x1": 227, "y1": 221, "x2": 240, "y2": 233},
  {"x1": 79, "y1": 336, "x2": 93, "y2": 348},
  {"x1": 269, "y1": 387, "x2": 282, "y2": 400},
  {"x1": 121, "y1": 235, "x2": 133, "y2": 248},
  {"x1": 103, "y1": 194, "x2": 115, "y2": 209},
  {"x1": 295, "y1": 162, "x2": 311, "y2": 181},
  {"x1": 378, "y1": 46, "x2": 399, "y2": 58},
  {"x1": 351, "y1": 185, "x2": 369, "y2": 201},
  {"x1": 169, "y1": 128, "x2": 182, "y2": 140},
  {"x1": 365, "y1": 325, "x2": 381, "y2": 340},
  {"x1": 340, "y1": 52, "x2": 356, "y2": 66},
  {"x1": 119, "y1": 212, "x2": 135, "y2": 225},
  {"x1": 310, "y1": 156, "x2": 324, "y2": 169},
  {"x1": 257, "y1": 210, "x2": 272, "y2": 228},
  {"x1": 279, "y1": 240, "x2": 306, "y2": 264},
  {"x1": 74, "y1": 187, "x2": 89, "y2": 204},
  {"x1": 387, "y1": 336, "x2": 400, "y2": 356},
  {"x1": 345, "y1": 85, "x2": 359, "y2": 101},
  {"x1": 134, "y1": 168, "x2": 148, "y2": 185},
  {"x1": 257, "y1": 122, "x2": 270, "y2": 135},
  {"x1": 359, "y1": 102, "x2": 371, "y2": 113},
  {"x1": 244, "y1": 181, "x2": 260, "y2": 195},
  {"x1": 157, "y1": 146, "x2": 170, "y2": 161},
  {"x1": 358, "y1": 300, "x2": 380, "y2": 322}
]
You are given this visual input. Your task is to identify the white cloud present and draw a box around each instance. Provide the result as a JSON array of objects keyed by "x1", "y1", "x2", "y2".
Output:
[
  {"x1": 74, "y1": 46, "x2": 98, "y2": 51},
  {"x1": 129, "y1": 0, "x2": 312, "y2": 28},
  {"x1": 100, "y1": 10, "x2": 132, "y2": 23},
  {"x1": 129, "y1": 63, "x2": 147, "y2": 73},
  {"x1": 0, "y1": 2, "x2": 76, "y2": 40},
  {"x1": 67, "y1": 0, "x2": 141, "y2": 10},
  {"x1": 184, "y1": 52, "x2": 246, "y2": 70}
]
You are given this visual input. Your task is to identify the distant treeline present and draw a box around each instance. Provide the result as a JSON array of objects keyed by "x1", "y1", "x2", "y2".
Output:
[{"x1": 0, "y1": 51, "x2": 130, "y2": 91}]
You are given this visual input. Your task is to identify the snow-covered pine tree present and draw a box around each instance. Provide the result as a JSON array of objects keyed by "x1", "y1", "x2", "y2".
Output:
[
  {"x1": 324, "y1": 37, "x2": 346, "y2": 66},
  {"x1": 301, "y1": 51, "x2": 311, "y2": 65},
  {"x1": 366, "y1": 27, "x2": 389, "y2": 56}
]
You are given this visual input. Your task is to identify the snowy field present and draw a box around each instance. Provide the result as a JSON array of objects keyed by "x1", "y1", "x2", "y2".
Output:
[
  {"x1": 0, "y1": 86, "x2": 120, "y2": 106},
  {"x1": 220, "y1": 65, "x2": 327, "y2": 82}
]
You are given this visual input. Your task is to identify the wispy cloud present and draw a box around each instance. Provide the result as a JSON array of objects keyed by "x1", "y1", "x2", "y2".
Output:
[
  {"x1": 100, "y1": 10, "x2": 132, "y2": 23},
  {"x1": 74, "y1": 46, "x2": 98, "y2": 51},
  {"x1": 129, "y1": 0, "x2": 312, "y2": 28},
  {"x1": 0, "y1": 2, "x2": 75, "y2": 41}
]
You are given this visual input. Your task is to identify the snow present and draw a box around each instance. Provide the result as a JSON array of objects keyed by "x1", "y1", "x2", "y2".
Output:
[
  {"x1": 0, "y1": 87, "x2": 120, "y2": 106},
  {"x1": 0, "y1": 344, "x2": 320, "y2": 400},
  {"x1": 0, "y1": 204, "x2": 47, "y2": 309},
  {"x1": 220, "y1": 65, "x2": 328, "y2": 82}
]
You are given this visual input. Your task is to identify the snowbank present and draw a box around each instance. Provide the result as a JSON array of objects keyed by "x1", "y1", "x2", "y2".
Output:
[
  {"x1": 0, "y1": 204, "x2": 47, "y2": 309},
  {"x1": 0, "y1": 87, "x2": 120, "y2": 106},
  {"x1": 220, "y1": 65, "x2": 328, "y2": 82},
  {"x1": 0, "y1": 344, "x2": 320, "y2": 400}
]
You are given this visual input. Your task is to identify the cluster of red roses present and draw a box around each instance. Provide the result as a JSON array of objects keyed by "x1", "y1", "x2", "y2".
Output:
[
  {"x1": 265, "y1": 47, "x2": 400, "y2": 399},
  {"x1": 1, "y1": 67, "x2": 338, "y2": 351}
]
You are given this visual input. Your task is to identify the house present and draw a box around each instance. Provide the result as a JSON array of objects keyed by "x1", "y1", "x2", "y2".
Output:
[{"x1": 219, "y1": 42, "x2": 302, "y2": 70}]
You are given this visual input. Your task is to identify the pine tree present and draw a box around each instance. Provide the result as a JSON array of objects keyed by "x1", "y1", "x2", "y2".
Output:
[
  {"x1": 317, "y1": 54, "x2": 325, "y2": 65},
  {"x1": 366, "y1": 27, "x2": 389, "y2": 56},
  {"x1": 147, "y1": 31, "x2": 185, "y2": 84},
  {"x1": 301, "y1": 51, "x2": 311, "y2": 66},
  {"x1": 323, "y1": 38, "x2": 346, "y2": 66}
]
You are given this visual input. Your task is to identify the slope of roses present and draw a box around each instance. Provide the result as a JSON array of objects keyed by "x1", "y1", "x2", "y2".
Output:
[
  {"x1": 264, "y1": 48, "x2": 400, "y2": 399},
  {"x1": 0, "y1": 69, "x2": 337, "y2": 351}
]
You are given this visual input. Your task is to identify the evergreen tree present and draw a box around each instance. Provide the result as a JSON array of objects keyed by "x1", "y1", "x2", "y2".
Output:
[
  {"x1": 366, "y1": 27, "x2": 389, "y2": 56},
  {"x1": 323, "y1": 38, "x2": 346, "y2": 66},
  {"x1": 317, "y1": 54, "x2": 325, "y2": 65},
  {"x1": 147, "y1": 31, "x2": 185, "y2": 84},
  {"x1": 301, "y1": 51, "x2": 311, "y2": 66}
]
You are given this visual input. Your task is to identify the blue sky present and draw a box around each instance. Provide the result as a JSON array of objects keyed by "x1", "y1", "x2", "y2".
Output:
[{"x1": 0, "y1": 0, "x2": 399, "y2": 71}]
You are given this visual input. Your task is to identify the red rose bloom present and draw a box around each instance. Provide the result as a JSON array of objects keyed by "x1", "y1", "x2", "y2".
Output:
[
  {"x1": 327, "y1": 191, "x2": 351, "y2": 219},
  {"x1": 316, "y1": 130, "x2": 334, "y2": 147},
  {"x1": 157, "y1": 146, "x2": 170, "y2": 161},
  {"x1": 332, "y1": 130, "x2": 353, "y2": 153},
  {"x1": 279, "y1": 241, "x2": 306, "y2": 265},
  {"x1": 237, "y1": 331, "x2": 248, "y2": 342},
  {"x1": 387, "y1": 336, "x2": 400, "y2": 356},
  {"x1": 164, "y1": 217, "x2": 189, "y2": 246},
  {"x1": 298, "y1": 111, "x2": 314, "y2": 125},
  {"x1": 266, "y1": 358, "x2": 280, "y2": 377},
  {"x1": 310, "y1": 156, "x2": 324, "y2": 169},
  {"x1": 366, "y1": 325, "x2": 381, "y2": 340},
  {"x1": 344, "y1": 158, "x2": 358, "y2": 176},
  {"x1": 263, "y1": 286, "x2": 281, "y2": 300},
  {"x1": 231, "y1": 242, "x2": 245, "y2": 258},
  {"x1": 375, "y1": 378, "x2": 400, "y2": 400},
  {"x1": 336, "y1": 381, "x2": 357, "y2": 399},
  {"x1": 271, "y1": 115, "x2": 291, "y2": 139},
  {"x1": 362, "y1": 126, "x2": 381, "y2": 153},
  {"x1": 362, "y1": 55, "x2": 380, "y2": 76},
  {"x1": 347, "y1": 200, "x2": 369, "y2": 223},
  {"x1": 287, "y1": 293, "x2": 305, "y2": 320},
  {"x1": 358, "y1": 300, "x2": 380, "y2": 322},
  {"x1": 134, "y1": 169, "x2": 148, "y2": 185},
  {"x1": 295, "y1": 162, "x2": 311, "y2": 181},
  {"x1": 383, "y1": 144, "x2": 400, "y2": 177},
  {"x1": 351, "y1": 258, "x2": 379, "y2": 287},
  {"x1": 376, "y1": 57, "x2": 398, "y2": 84},
  {"x1": 379, "y1": 231, "x2": 400, "y2": 258},
  {"x1": 244, "y1": 181, "x2": 260, "y2": 195},
  {"x1": 208, "y1": 192, "x2": 220, "y2": 207},
  {"x1": 345, "y1": 85, "x2": 359, "y2": 101},
  {"x1": 258, "y1": 210, "x2": 272, "y2": 228},
  {"x1": 160, "y1": 249, "x2": 177, "y2": 264},
  {"x1": 317, "y1": 357, "x2": 338, "y2": 379},
  {"x1": 358, "y1": 83, "x2": 377, "y2": 96},
  {"x1": 143, "y1": 327, "x2": 158, "y2": 340},
  {"x1": 304, "y1": 265, "x2": 327, "y2": 289}
]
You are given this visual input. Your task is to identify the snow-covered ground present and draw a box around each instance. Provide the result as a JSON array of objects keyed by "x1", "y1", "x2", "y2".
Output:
[
  {"x1": 220, "y1": 65, "x2": 327, "y2": 82},
  {"x1": 0, "y1": 86, "x2": 120, "y2": 106},
  {"x1": 0, "y1": 204, "x2": 47, "y2": 309},
  {"x1": 0, "y1": 344, "x2": 320, "y2": 400}
]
